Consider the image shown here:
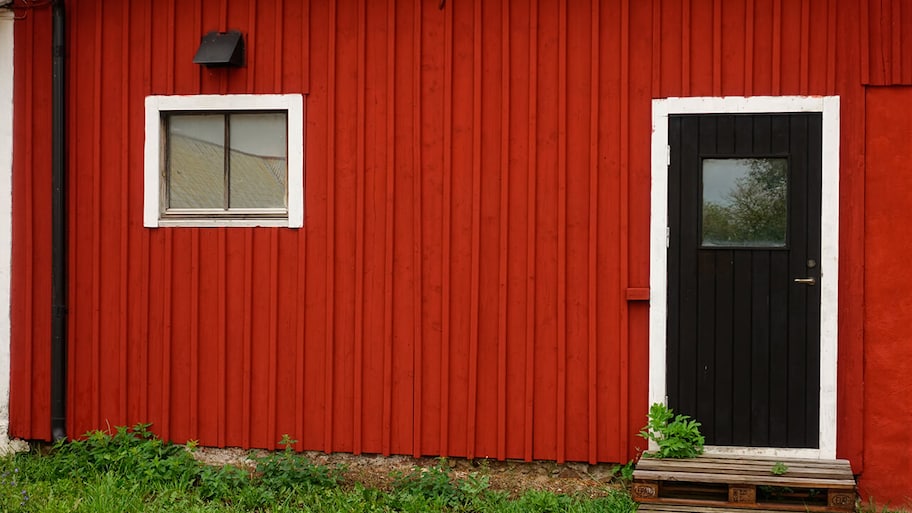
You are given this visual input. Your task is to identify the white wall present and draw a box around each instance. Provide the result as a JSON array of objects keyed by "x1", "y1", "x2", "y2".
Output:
[{"x1": 0, "y1": 9, "x2": 16, "y2": 453}]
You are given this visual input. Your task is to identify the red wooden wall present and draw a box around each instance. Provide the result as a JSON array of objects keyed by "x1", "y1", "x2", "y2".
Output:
[
  {"x1": 862, "y1": 86, "x2": 912, "y2": 502},
  {"x1": 7, "y1": 0, "x2": 911, "y2": 504}
]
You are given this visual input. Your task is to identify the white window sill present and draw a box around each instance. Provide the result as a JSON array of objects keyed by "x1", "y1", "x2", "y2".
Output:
[{"x1": 152, "y1": 218, "x2": 298, "y2": 228}]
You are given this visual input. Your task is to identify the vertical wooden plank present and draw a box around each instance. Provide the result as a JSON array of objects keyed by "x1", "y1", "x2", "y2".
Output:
[
  {"x1": 465, "y1": 0, "x2": 482, "y2": 460},
  {"x1": 712, "y1": 0, "x2": 721, "y2": 95},
  {"x1": 713, "y1": 249, "x2": 734, "y2": 445},
  {"x1": 826, "y1": 0, "x2": 837, "y2": 92},
  {"x1": 294, "y1": 0, "x2": 309, "y2": 452},
  {"x1": 800, "y1": 0, "x2": 810, "y2": 94},
  {"x1": 556, "y1": 0, "x2": 568, "y2": 464},
  {"x1": 324, "y1": 0, "x2": 337, "y2": 454},
  {"x1": 161, "y1": 231, "x2": 174, "y2": 440},
  {"x1": 190, "y1": 232, "x2": 201, "y2": 440},
  {"x1": 681, "y1": 0, "x2": 691, "y2": 96},
  {"x1": 805, "y1": 113, "x2": 823, "y2": 449},
  {"x1": 666, "y1": 116, "x2": 683, "y2": 429},
  {"x1": 217, "y1": 231, "x2": 227, "y2": 446},
  {"x1": 891, "y1": 0, "x2": 901, "y2": 83},
  {"x1": 619, "y1": 0, "x2": 632, "y2": 457},
  {"x1": 266, "y1": 231, "x2": 278, "y2": 447},
  {"x1": 745, "y1": 0, "x2": 754, "y2": 96},
  {"x1": 91, "y1": 0, "x2": 104, "y2": 431},
  {"x1": 10, "y1": 9, "x2": 35, "y2": 437},
  {"x1": 353, "y1": 0, "x2": 366, "y2": 456},
  {"x1": 860, "y1": 0, "x2": 871, "y2": 84},
  {"x1": 411, "y1": 0, "x2": 423, "y2": 459},
  {"x1": 440, "y1": 0, "x2": 454, "y2": 457},
  {"x1": 382, "y1": 0, "x2": 397, "y2": 457},
  {"x1": 242, "y1": 232, "x2": 254, "y2": 447},
  {"x1": 247, "y1": 0, "x2": 258, "y2": 91},
  {"x1": 497, "y1": 0, "x2": 510, "y2": 462},
  {"x1": 651, "y1": 0, "x2": 661, "y2": 95},
  {"x1": 302, "y1": 0, "x2": 310, "y2": 92},
  {"x1": 786, "y1": 114, "x2": 810, "y2": 447},
  {"x1": 524, "y1": 0, "x2": 537, "y2": 463},
  {"x1": 119, "y1": 0, "x2": 131, "y2": 428},
  {"x1": 275, "y1": 0, "x2": 284, "y2": 91},
  {"x1": 587, "y1": 0, "x2": 600, "y2": 466},
  {"x1": 772, "y1": 0, "x2": 781, "y2": 94},
  {"x1": 140, "y1": 0, "x2": 154, "y2": 431}
]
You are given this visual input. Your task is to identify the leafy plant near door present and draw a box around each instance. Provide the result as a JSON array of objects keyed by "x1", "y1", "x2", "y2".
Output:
[{"x1": 638, "y1": 403, "x2": 705, "y2": 458}]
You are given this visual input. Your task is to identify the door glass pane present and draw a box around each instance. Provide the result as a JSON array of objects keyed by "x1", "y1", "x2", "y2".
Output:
[
  {"x1": 168, "y1": 114, "x2": 225, "y2": 209},
  {"x1": 702, "y1": 158, "x2": 788, "y2": 247},
  {"x1": 228, "y1": 113, "x2": 287, "y2": 209}
]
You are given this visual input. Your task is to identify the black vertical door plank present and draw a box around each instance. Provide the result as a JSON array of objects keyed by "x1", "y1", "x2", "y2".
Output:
[
  {"x1": 667, "y1": 117, "x2": 683, "y2": 411},
  {"x1": 787, "y1": 115, "x2": 810, "y2": 447},
  {"x1": 675, "y1": 116, "x2": 702, "y2": 417},
  {"x1": 805, "y1": 114, "x2": 823, "y2": 448},
  {"x1": 732, "y1": 249, "x2": 753, "y2": 446},
  {"x1": 768, "y1": 250, "x2": 790, "y2": 447},
  {"x1": 716, "y1": 115, "x2": 735, "y2": 154},
  {"x1": 734, "y1": 115, "x2": 754, "y2": 155},
  {"x1": 750, "y1": 250, "x2": 772, "y2": 446},
  {"x1": 713, "y1": 250, "x2": 736, "y2": 445},
  {"x1": 697, "y1": 250, "x2": 717, "y2": 443},
  {"x1": 714, "y1": 250, "x2": 735, "y2": 445}
]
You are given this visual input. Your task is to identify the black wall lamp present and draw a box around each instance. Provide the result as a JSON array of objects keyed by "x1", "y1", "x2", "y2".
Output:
[{"x1": 193, "y1": 30, "x2": 245, "y2": 67}]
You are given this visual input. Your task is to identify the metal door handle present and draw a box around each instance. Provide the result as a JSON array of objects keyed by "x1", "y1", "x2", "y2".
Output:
[{"x1": 794, "y1": 278, "x2": 816, "y2": 285}]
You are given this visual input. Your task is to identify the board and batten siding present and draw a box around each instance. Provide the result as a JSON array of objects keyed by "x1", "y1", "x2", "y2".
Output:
[{"x1": 9, "y1": 0, "x2": 911, "y2": 502}]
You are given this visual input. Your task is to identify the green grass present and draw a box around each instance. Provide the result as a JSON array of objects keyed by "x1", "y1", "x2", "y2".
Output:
[{"x1": 0, "y1": 424, "x2": 638, "y2": 513}]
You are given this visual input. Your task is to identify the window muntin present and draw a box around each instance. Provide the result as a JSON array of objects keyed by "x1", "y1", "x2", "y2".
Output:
[{"x1": 144, "y1": 94, "x2": 304, "y2": 228}]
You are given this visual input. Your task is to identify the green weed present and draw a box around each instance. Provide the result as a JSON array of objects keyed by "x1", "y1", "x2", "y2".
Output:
[
  {"x1": 638, "y1": 402, "x2": 705, "y2": 458},
  {"x1": 0, "y1": 426, "x2": 637, "y2": 513}
]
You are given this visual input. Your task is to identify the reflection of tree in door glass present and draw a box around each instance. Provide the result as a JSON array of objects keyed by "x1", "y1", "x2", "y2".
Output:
[{"x1": 702, "y1": 158, "x2": 787, "y2": 247}]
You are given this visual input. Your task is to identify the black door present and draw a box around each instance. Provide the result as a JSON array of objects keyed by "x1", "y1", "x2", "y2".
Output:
[{"x1": 667, "y1": 113, "x2": 822, "y2": 449}]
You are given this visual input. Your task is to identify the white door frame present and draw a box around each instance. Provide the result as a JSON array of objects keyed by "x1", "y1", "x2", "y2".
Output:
[{"x1": 649, "y1": 96, "x2": 840, "y2": 459}]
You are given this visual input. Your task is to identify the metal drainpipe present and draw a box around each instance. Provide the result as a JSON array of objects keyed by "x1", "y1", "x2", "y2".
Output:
[{"x1": 50, "y1": 0, "x2": 67, "y2": 441}]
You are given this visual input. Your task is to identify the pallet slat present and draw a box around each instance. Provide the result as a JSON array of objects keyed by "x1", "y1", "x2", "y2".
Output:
[{"x1": 633, "y1": 469, "x2": 855, "y2": 488}]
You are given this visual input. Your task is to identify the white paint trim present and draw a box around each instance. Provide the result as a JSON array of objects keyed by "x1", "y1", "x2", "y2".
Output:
[
  {"x1": 144, "y1": 94, "x2": 305, "y2": 228},
  {"x1": 0, "y1": 11, "x2": 15, "y2": 452},
  {"x1": 649, "y1": 96, "x2": 840, "y2": 460}
]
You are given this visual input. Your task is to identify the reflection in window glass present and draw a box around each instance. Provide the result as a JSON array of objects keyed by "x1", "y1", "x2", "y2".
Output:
[
  {"x1": 229, "y1": 113, "x2": 287, "y2": 209},
  {"x1": 702, "y1": 158, "x2": 788, "y2": 247},
  {"x1": 168, "y1": 115, "x2": 225, "y2": 209},
  {"x1": 164, "y1": 112, "x2": 288, "y2": 213}
]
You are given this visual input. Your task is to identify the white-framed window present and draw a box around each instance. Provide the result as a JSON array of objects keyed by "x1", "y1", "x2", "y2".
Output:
[{"x1": 144, "y1": 94, "x2": 304, "y2": 228}]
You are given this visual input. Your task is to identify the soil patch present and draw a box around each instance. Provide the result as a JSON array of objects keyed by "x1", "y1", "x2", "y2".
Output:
[{"x1": 192, "y1": 448, "x2": 626, "y2": 498}]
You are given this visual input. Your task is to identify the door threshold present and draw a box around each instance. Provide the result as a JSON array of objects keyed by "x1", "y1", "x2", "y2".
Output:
[{"x1": 702, "y1": 445, "x2": 825, "y2": 460}]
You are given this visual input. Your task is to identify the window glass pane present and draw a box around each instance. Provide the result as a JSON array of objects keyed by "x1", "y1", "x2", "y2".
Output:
[
  {"x1": 229, "y1": 113, "x2": 287, "y2": 209},
  {"x1": 168, "y1": 114, "x2": 225, "y2": 209},
  {"x1": 702, "y1": 158, "x2": 788, "y2": 247}
]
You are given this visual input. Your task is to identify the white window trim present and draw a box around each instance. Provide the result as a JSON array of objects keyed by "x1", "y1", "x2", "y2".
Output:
[
  {"x1": 649, "y1": 96, "x2": 840, "y2": 459},
  {"x1": 0, "y1": 11, "x2": 14, "y2": 452},
  {"x1": 144, "y1": 94, "x2": 304, "y2": 228}
]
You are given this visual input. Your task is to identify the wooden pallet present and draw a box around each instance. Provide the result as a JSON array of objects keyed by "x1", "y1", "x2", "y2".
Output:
[
  {"x1": 638, "y1": 503, "x2": 808, "y2": 513},
  {"x1": 632, "y1": 454, "x2": 856, "y2": 513}
]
